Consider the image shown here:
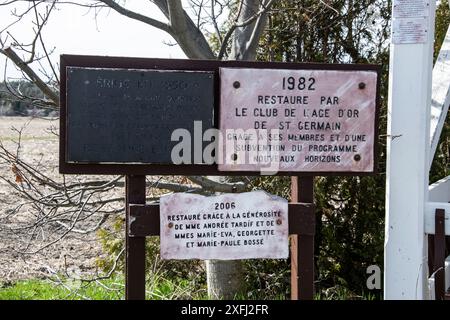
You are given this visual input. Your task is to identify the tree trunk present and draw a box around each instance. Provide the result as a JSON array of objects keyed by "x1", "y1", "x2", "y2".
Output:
[
  {"x1": 205, "y1": 174, "x2": 245, "y2": 299},
  {"x1": 205, "y1": 0, "x2": 270, "y2": 300},
  {"x1": 206, "y1": 260, "x2": 245, "y2": 299}
]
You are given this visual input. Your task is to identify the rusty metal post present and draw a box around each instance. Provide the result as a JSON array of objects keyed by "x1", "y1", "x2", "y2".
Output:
[
  {"x1": 434, "y1": 208, "x2": 446, "y2": 300},
  {"x1": 290, "y1": 176, "x2": 315, "y2": 300},
  {"x1": 125, "y1": 175, "x2": 146, "y2": 300}
]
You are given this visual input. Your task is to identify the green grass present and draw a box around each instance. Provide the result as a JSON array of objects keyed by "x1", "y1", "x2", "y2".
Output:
[
  {"x1": 0, "y1": 278, "x2": 124, "y2": 300},
  {"x1": 0, "y1": 273, "x2": 208, "y2": 300},
  {"x1": 147, "y1": 277, "x2": 207, "y2": 300},
  {"x1": 0, "y1": 276, "x2": 379, "y2": 300},
  {"x1": 315, "y1": 285, "x2": 381, "y2": 300}
]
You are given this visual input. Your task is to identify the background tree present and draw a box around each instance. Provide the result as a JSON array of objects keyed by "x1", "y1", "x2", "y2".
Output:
[
  {"x1": 249, "y1": 0, "x2": 390, "y2": 298},
  {"x1": 251, "y1": 0, "x2": 450, "y2": 298},
  {"x1": 0, "y1": 0, "x2": 276, "y2": 300}
]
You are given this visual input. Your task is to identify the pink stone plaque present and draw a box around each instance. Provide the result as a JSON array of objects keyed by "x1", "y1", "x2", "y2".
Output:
[
  {"x1": 218, "y1": 67, "x2": 378, "y2": 173},
  {"x1": 160, "y1": 191, "x2": 288, "y2": 260}
]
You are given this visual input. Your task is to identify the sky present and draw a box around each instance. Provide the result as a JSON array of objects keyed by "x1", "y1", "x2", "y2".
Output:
[{"x1": 0, "y1": 1, "x2": 187, "y2": 81}]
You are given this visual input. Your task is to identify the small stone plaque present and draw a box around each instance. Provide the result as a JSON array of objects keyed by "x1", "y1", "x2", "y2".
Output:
[
  {"x1": 393, "y1": 0, "x2": 429, "y2": 19},
  {"x1": 392, "y1": 17, "x2": 428, "y2": 44},
  {"x1": 160, "y1": 191, "x2": 289, "y2": 260}
]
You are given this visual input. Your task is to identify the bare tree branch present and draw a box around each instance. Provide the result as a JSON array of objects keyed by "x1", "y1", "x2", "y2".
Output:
[
  {"x1": 35, "y1": 1, "x2": 60, "y2": 85},
  {"x1": 220, "y1": 0, "x2": 274, "y2": 60},
  {"x1": 210, "y1": 0, "x2": 223, "y2": 45},
  {"x1": 243, "y1": 0, "x2": 274, "y2": 60},
  {"x1": 99, "y1": 0, "x2": 215, "y2": 59},
  {"x1": 97, "y1": 0, "x2": 171, "y2": 33},
  {"x1": 188, "y1": 176, "x2": 249, "y2": 193},
  {"x1": 165, "y1": 0, "x2": 215, "y2": 59},
  {"x1": 167, "y1": 0, "x2": 187, "y2": 31}
]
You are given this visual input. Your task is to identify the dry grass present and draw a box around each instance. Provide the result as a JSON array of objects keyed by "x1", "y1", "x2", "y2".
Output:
[{"x1": 0, "y1": 117, "x2": 107, "y2": 281}]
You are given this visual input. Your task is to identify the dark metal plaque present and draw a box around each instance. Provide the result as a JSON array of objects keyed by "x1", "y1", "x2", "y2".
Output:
[{"x1": 66, "y1": 67, "x2": 214, "y2": 164}]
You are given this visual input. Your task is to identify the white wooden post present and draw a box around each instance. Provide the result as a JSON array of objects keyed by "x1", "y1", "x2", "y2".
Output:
[{"x1": 385, "y1": 1, "x2": 436, "y2": 300}]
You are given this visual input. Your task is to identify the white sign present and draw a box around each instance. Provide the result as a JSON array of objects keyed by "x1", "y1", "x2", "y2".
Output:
[
  {"x1": 393, "y1": 0, "x2": 429, "y2": 18},
  {"x1": 392, "y1": 17, "x2": 428, "y2": 44},
  {"x1": 159, "y1": 191, "x2": 289, "y2": 260}
]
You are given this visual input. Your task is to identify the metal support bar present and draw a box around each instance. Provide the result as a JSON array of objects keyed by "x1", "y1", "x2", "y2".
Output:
[
  {"x1": 428, "y1": 234, "x2": 434, "y2": 279},
  {"x1": 434, "y1": 209, "x2": 446, "y2": 300},
  {"x1": 127, "y1": 194, "x2": 316, "y2": 301},
  {"x1": 128, "y1": 202, "x2": 315, "y2": 237}
]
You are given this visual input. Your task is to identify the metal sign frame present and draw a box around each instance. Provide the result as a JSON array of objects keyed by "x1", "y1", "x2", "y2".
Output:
[
  {"x1": 60, "y1": 54, "x2": 381, "y2": 176},
  {"x1": 59, "y1": 54, "x2": 381, "y2": 300},
  {"x1": 126, "y1": 179, "x2": 315, "y2": 300}
]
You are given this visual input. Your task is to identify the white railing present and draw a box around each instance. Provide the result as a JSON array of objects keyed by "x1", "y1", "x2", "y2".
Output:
[
  {"x1": 429, "y1": 22, "x2": 450, "y2": 169},
  {"x1": 429, "y1": 175, "x2": 450, "y2": 202},
  {"x1": 426, "y1": 175, "x2": 450, "y2": 236}
]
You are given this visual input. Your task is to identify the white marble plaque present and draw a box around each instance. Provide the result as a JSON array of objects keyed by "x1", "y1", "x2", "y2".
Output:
[
  {"x1": 218, "y1": 67, "x2": 378, "y2": 173},
  {"x1": 160, "y1": 191, "x2": 289, "y2": 260},
  {"x1": 392, "y1": 17, "x2": 428, "y2": 44}
]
